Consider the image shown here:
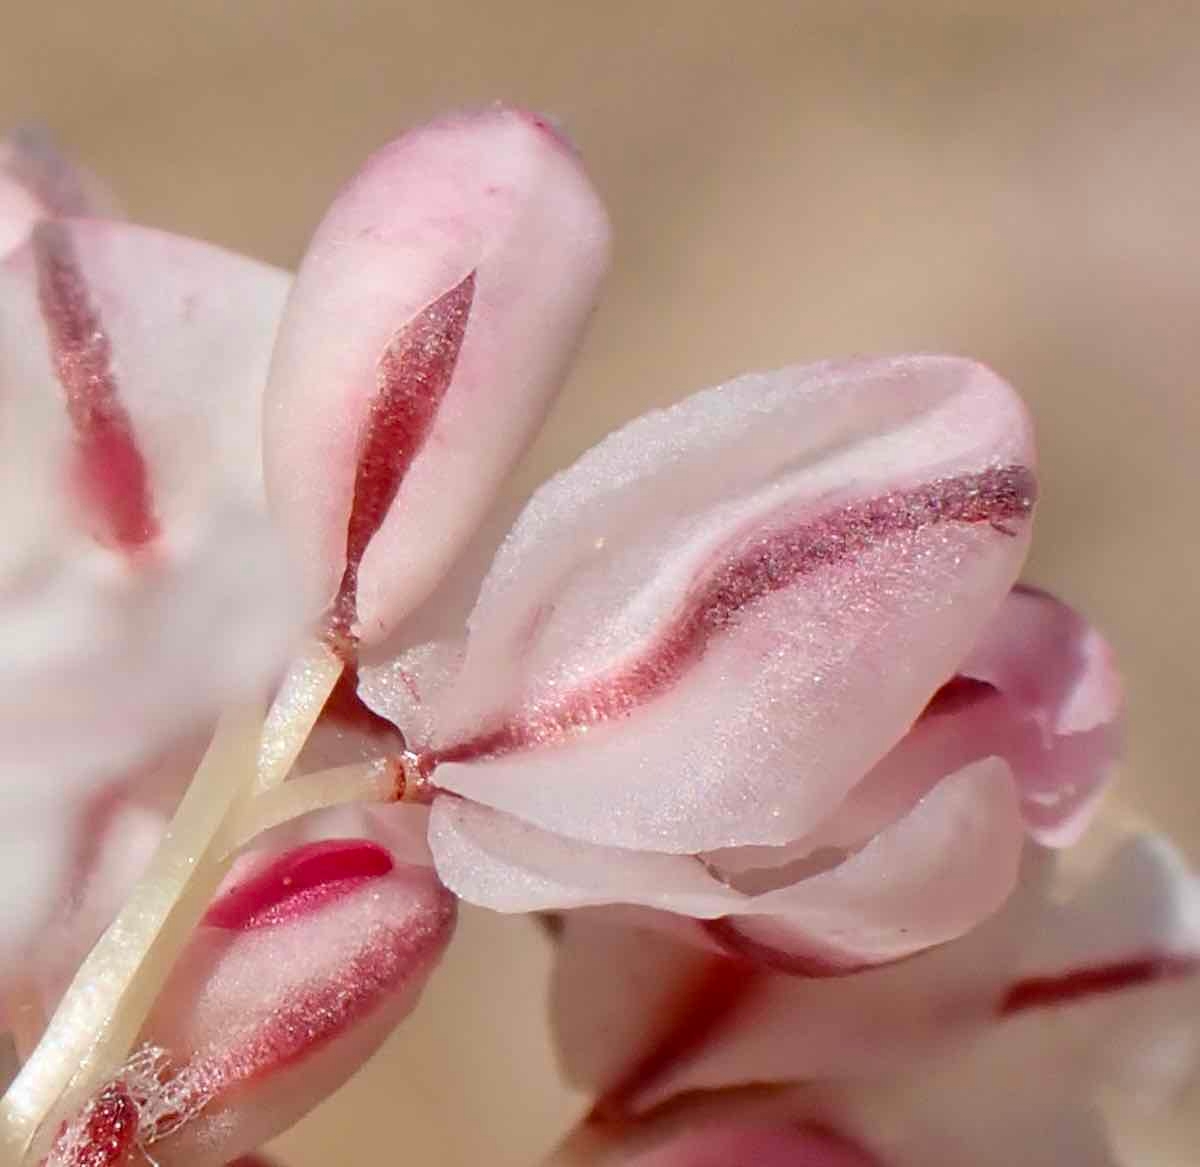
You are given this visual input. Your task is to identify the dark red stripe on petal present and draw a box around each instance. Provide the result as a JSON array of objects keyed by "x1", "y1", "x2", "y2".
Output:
[
  {"x1": 204, "y1": 840, "x2": 395, "y2": 931},
  {"x1": 33, "y1": 221, "x2": 158, "y2": 550},
  {"x1": 589, "y1": 955, "x2": 759, "y2": 1123},
  {"x1": 3, "y1": 126, "x2": 94, "y2": 218},
  {"x1": 435, "y1": 465, "x2": 1036, "y2": 767},
  {"x1": 176, "y1": 885, "x2": 455, "y2": 1101},
  {"x1": 328, "y1": 272, "x2": 475, "y2": 654},
  {"x1": 999, "y1": 952, "x2": 1200, "y2": 1016}
]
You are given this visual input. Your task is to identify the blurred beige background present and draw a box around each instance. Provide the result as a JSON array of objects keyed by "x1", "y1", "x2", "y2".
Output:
[{"x1": 3, "y1": 2, "x2": 1197, "y2": 1163}]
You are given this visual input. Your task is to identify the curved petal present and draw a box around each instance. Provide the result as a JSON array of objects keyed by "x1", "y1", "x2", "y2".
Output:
[
  {"x1": 705, "y1": 583, "x2": 1121, "y2": 877},
  {"x1": 0, "y1": 220, "x2": 297, "y2": 985},
  {"x1": 960, "y1": 584, "x2": 1122, "y2": 845},
  {"x1": 430, "y1": 758, "x2": 1024, "y2": 969},
  {"x1": 547, "y1": 828, "x2": 1198, "y2": 1117},
  {"x1": 263, "y1": 107, "x2": 611, "y2": 646},
  {"x1": 429, "y1": 355, "x2": 1035, "y2": 852},
  {"x1": 44, "y1": 840, "x2": 455, "y2": 1167}
]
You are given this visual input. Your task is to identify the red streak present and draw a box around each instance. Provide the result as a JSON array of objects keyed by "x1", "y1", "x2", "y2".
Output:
[
  {"x1": 204, "y1": 839, "x2": 394, "y2": 931},
  {"x1": 1000, "y1": 953, "x2": 1200, "y2": 1015},
  {"x1": 33, "y1": 221, "x2": 158, "y2": 549},
  {"x1": 329, "y1": 271, "x2": 475, "y2": 652},
  {"x1": 49, "y1": 1081, "x2": 140, "y2": 1167},
  {"x1": 435, "y1": 465, "x2": 1036, "y2": 766},
  {"x1": 589, "y1": 956, "x2": 759, "y2": 1123},
  {"x1": 185, "y1": 886, "x2": 455, "y2": 1096}
]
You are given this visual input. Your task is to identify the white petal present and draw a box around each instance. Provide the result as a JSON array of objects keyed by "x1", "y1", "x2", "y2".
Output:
[
  {"x1": 432, "y1": 356, "x2": 1035, "y2": 852},
  {"x1": 263, "y1": 107, "x2": 610, "y2": 644}
]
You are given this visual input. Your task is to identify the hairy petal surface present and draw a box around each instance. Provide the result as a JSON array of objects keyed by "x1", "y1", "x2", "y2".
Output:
[
  {"x1": 422, "y1": 356, "x2": 1035, "y2": 853},
  {"x1": 705, "y1": 584, "x2": 1122, "y2": 881},
  {"x1": 263, "y1": 107, "x2": 611, "y2": 646},
  {"x1": 45, "y1": 840, "x2": 455, "y2": 1167}
]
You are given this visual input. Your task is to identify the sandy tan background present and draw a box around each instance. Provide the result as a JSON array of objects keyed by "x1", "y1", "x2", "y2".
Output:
[{"x1": 3, "y1": 2, "x2": 1198, "y2": 1163}]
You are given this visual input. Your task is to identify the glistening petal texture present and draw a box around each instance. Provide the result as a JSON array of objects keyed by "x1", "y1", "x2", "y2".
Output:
[
  {"x1": 430, "y1": 758, "x2": 1025, "y2": 967},
  {"x1": 432, "y1": 356, "x2": 1036, "y2": 852},
  {"x1": 54, "y1": 841, "x2": 458, "y2": 1167},
  {"x1": 703, "y1": 585, "x2": 1121, "y2": 867},
  {"x1": 263, "y1": 107, "x2": 611, "y2": 644}
]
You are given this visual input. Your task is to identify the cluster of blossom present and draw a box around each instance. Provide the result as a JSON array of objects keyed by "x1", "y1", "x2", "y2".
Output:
[{"x1": 0, "y1": 110, "x2": 1196, "y2": 1167}]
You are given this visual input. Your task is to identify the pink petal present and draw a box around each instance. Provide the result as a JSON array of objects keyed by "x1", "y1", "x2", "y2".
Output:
[
  {"x1": 548, "y1": 830, "x2": 1198, "y2": 1117},
  {"x1": 428, "y1": 355, "x2": 1035, "y2": 852},
  {"x1": 47, "y1": 840, "x2": 456, "y2": 1167},
  {"x1": 430, "y1": 757, "x2": 1024, "y2": 968},
  {"x1": 959, "y1": 584, "x2": 1123, "y2": 845},
  {"x1": 705, "y1": 585, "x2": 1120, "y2": 871},
  {"x1": 0, "y1": 220, "x2": 297, "y2": 983},
  {"x1": 20, "y1": 218, "x2": 290, "y2": 536},
  {"x1": 263, "y1": 107, "x2": 611, "y2": 647}
]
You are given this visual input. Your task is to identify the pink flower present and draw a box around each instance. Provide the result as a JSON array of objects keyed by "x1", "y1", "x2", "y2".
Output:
[
  {"x1": 547, "y1": 827, "x2": 1200, "y2": 1165},
  {"x1": 0, "y1": 107, "x2": 1172, "y2": 1166}
]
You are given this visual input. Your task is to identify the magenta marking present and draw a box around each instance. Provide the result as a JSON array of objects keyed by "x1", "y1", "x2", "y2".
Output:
[
  {"x1": 183, "y1": 885, "x2": 455, "y2": 1097},
  {"x1": 999, "y1": 952, "x2": 1200, "y2": 1015},
  {"x1": 434, "y1": 465, "x2": 1036, "y2": 766},
  {"x1": 33, "y1": 221, "x2": 158, "y2": 549},
  {"x1": 50, "y1": 1081, "x2": 140, "y2": 1167},
  {"x1": 204, "y1": 839, "x2": 394, "y2": 931},
  {"x1": 328, "y1": 272, "x2": 475, "y2": 652},
  {"x1": 589, "y1": 955, "x2": 758, "y2": 1123}
]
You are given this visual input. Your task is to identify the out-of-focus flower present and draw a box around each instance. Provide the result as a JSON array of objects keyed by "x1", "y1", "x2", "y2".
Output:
[
  {"x1": 0, "y1": 104, "x2": 1182, "y2": 1167},
  {"x1": 546, "y1": 826, "x2": 1200, "y2": 1165},
  {"x1": 0, "y1": 129, "x2": 298, "y2": 983}
]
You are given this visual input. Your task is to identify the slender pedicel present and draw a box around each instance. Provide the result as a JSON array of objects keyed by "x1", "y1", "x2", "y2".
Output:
[{"x1": 0, "y1": 708, "x2": 261, "y2": 1164}]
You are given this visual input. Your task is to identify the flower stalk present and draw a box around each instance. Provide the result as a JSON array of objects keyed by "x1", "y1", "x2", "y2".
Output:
[{"x1": 0, "y1": 705, "x2": 263, "y2": 1163}]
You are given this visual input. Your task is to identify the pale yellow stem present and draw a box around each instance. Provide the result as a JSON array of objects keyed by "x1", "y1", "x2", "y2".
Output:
[
  {"x1": 1, "y1": 636, "x2": 352, "y2": 1167},
  {"x1": 256, "y1": 640, "x2": 344, "y2": 793},
  {"x1": 223, "y1": 759, "x2": 399, "y2": 856},
  {"x1": 0, "y1": 705, "x2": 262, "y2": 1165}
]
